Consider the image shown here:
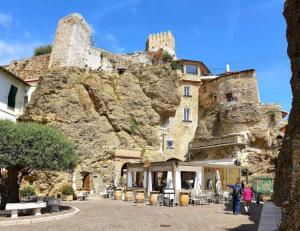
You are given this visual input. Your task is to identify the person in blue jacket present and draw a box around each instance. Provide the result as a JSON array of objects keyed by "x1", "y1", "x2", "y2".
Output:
[{"x1": 227, "y1": 179, "x2": 243, "y2": 215}]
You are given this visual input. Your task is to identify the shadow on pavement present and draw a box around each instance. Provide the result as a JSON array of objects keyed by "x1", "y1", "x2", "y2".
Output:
[{"x1": 223, "y1": 201, "x2": 263, "y2": 231}]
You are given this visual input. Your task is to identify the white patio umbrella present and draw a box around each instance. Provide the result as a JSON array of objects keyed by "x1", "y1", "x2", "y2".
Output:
[
  {"x1": 166, "y1": 171, "x2": 173, "y2": 188},
  {"x1": 127, "y1": 171, "x2": 133, "y2": 188},
  {"x1": 72, "y1": 173, "x2": 77, "y2": 191},
  {"x1": 165, "y1": 171, "x2": 174, "y2": 201},
  {"x1": 194, "y1": 171, "x2": 202, "y2": 195},
  {"x1": 147, "y1": 171, "x2": 152, "y2": 196},
  {"x1": 114, "y1": 172, "x2": 119, "y2": 187},
  {"x1": 215, "y1": 170, "x2": 222, "y2": 193}
]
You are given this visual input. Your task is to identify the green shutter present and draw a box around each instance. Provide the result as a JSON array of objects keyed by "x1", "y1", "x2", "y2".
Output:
[{"x1": 8, "y1": 85, "x2": 18, "y2": 109}]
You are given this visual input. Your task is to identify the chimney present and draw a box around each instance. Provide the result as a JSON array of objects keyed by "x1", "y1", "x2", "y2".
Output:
[{"x1": 226, "y1": 64, "x2": 230, "y2": 72}]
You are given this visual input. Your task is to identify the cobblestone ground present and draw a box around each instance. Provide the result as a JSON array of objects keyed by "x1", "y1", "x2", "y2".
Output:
[{"x1": 5, "y1": 199, "x2": 262, "y2": 231}]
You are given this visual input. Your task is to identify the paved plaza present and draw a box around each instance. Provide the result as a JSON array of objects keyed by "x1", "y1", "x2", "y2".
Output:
[{"x1": 4, "y1": 199, "x2": 262, "y2": 231}]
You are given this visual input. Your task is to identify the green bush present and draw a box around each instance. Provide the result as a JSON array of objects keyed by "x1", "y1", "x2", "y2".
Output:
[
  {"x1": 19, "y1": 186, "x2": 36, "y2": 197},
  {"x1": 162, "y1": 51, "x2": 173, "y2": 62},
  {"x1": 129, "y1": 118, "x2": 139, "y2": 134},
  {"x1": 61, "y1": 184, "x2": 74, "y2": 195},
  {"x1": 34, "y1": 45, "x2": 52, "y2": 56}
]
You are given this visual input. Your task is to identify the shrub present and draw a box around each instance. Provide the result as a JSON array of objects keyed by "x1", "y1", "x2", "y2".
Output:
[
  {"x1": 129, "y1": 118, "x2": 139, "y2": 134},
  {"x1": 34, "y1": 45, "x2": 52, "y2": 56},
  {"x1": 61, "y1": 184, "x2": 74, "y2": 195},
  {"x1": 19, "y1": 186, "x2": 36, "y2": 197},
  {"x1": 162, "y1": 51, "x2": 173, "y2": 62}
]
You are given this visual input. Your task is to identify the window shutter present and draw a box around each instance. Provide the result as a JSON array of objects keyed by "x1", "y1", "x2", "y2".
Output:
[{"x1": 8, "y1": 85, "x2": 18, "y2": 109}]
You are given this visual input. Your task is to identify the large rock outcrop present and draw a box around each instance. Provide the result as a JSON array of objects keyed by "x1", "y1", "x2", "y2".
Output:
[
  {"x1": 19, "y1": 64, "x2": 181, "y2": 194},
  {"x1": 274, "y1": 1, "x2": 300, "y2": 230}
]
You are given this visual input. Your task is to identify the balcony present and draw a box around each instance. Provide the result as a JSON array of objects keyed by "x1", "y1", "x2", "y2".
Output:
[{"x1": 190, "y1": 133, "x2": 248, "y2": 150}]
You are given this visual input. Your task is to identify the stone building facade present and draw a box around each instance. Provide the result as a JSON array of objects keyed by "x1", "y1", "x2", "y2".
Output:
[{"x1": 160, "y1": 60, "x2": 215, "y2": 161}]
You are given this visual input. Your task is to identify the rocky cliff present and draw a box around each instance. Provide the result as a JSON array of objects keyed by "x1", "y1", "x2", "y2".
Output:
[
  {"x1": 274, "y1": 1, "x2": 300, "y2": 230},
  {"x1": 19, "y1": 64, "x2": 181, "y2": 194}
]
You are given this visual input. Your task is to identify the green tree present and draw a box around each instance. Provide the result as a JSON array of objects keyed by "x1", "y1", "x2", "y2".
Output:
[
  {"x1": 34, "y1": 45, "x2": 52, "y2": 56},
  {"x1": 0, "y1": 120, "x2": 78, "y2": 209}
]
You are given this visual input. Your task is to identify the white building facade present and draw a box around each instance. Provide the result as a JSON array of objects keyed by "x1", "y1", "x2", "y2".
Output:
[{"x1": 0, "y1": 67, "x2": 35, "y2": 122}]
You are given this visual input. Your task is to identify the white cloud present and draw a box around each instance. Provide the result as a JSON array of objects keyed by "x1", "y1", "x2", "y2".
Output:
[
  {"x1": 0, "y1": 40, "x2": 41, "y2": 65},
  {"x1": 0, "y1": 13, "x2": 12, "y2": 28},
  {"x1": 104, "y1": 33, "x2": 126, "y2": 53}
]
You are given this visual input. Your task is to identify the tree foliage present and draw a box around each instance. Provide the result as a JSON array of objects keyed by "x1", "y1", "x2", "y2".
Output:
[
  {"x1": 0, "y1": 120, "x2": 78, "y2": 171},
  {"x1": 34, "y1": 45, "x2": 52, "y2": 56},
  {"x1": 0, "y1": 120, "x2": 78, "y2": 209}
]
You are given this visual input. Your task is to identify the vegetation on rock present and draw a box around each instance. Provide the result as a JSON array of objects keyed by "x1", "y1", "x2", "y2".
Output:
[
  {"x1": 162, "y1": 51, "x2": 173, "y2": 62},
  {"x1": 34, "y1": 45, "x2": 52, "y2": 56},
  {"x1": 0, "y1": 120, "x2": 78, "y2": 209}
]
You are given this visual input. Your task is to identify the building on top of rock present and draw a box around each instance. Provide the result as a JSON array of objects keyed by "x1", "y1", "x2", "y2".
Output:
[
  {"x1": 146, "y1": 31, "x2": 176, "y2": 57},
  {"x1": 189, "y1": 69, "x2": 287, "y2": 183}
]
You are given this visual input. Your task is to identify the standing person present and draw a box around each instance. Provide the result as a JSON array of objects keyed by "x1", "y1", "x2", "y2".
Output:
[
  {"x1": 243, "y1": 185, "x2": 253, "y2": 215},
  {"x1": 227, "y1": 180, "x2": 242, "y2": 215}
]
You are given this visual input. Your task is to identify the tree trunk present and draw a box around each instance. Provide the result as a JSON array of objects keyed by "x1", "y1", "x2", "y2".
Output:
[{"x1": 0, "y1": 168, "x2": 20, "y2": 210}]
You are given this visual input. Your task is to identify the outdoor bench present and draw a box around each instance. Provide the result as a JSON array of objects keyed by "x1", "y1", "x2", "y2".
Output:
[{"x1": 5, "y1": 201, "x2": 46, "y2": 218}]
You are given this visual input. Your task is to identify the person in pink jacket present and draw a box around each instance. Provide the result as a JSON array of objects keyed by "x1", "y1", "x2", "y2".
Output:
[{"x1": 243, "y1": 185, "x2": 253, "y2": 215}]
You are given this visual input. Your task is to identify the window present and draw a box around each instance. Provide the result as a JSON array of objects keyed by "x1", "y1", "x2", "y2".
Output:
[
  {"x1": 185, "y1": 65, "x2": 198, "y2": 75},
  {"x1": 226, "y1": 93, "x2": 234, "y2": 102},
  {"x1": 24, "y1": 96, "x2": 28, "y2": 107},
  {"x1": 183, "y1": 86, "x2": 191, "y2": 97},
  {"x1": 213, "y1": 96, "x2": 218, "y2": 103},
  {"x1": 167, "y1": 139, "x2": 174, "y2": 149},
  {"x1": 183, "y1": 107, "x2": 191, "y2": 121},
  {"x1": 7, "y1": 85, "x2": 18, "y2": 109},
  {"x1": 203, "y1": 86, "x2": 207, "y2": 93}
]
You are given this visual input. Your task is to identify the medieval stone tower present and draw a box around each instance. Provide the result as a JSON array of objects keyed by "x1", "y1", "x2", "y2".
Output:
[
  {"x1": 49, "y1": 13, "x2": 100, "y2": 69},
  {"x1": 146, "y1": 31, "x2": 176, "y2": 57}
]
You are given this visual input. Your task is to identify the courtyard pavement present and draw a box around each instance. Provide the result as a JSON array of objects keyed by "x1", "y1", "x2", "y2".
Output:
[{"x1": 4, "y1": 199, "x2": 262, "y2": 231}]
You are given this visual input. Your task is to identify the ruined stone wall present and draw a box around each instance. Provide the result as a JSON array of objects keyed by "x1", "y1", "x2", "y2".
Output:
[
  {"x1": 274, "y1": 1, "x2": 300, "y2": 230},
  {"x1": 49, "y1": 13, "x2": 151, "y2": 71}
]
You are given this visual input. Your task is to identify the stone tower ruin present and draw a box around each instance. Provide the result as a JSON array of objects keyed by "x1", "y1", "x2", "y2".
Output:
[
  {"x1": 146, "y1": 31, "x2": 176, "y2": 57},
  {"x1": 49, "y1": 13, "x2": 98, "y2": 69}
]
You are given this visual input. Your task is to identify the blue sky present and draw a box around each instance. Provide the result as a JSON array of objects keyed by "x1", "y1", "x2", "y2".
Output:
[{"x1": 0, "y1": 0, "x2": 292, "y2": 111}]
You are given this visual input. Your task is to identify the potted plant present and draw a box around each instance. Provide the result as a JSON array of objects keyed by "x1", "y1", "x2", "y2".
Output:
[
  {"x1": 60, "y1": 184, "x2": 74, "y2": 201},
  {"x1": 20, "y1": 185, "x2": 36, "y2": 202}
]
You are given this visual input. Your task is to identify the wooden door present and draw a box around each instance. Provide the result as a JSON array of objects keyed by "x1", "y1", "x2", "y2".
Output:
[{"x1": 84, "y1": 174, "x2": 91, "y2": 191}]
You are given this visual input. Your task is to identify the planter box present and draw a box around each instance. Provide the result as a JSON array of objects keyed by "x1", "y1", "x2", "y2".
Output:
[{"x1": 61, "y1": 194, "x2": 73, "y2": 201}]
